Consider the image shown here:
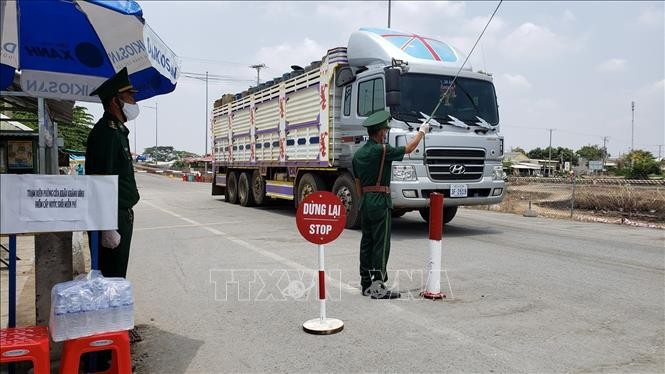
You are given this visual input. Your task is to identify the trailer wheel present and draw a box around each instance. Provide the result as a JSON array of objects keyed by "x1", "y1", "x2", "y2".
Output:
[
  {"x1": 226, "y1": 172, "x2": 239, "y2": 204},
  {"x1": 332, "y1": 173, "x2": 361, "y2": 229},
  {"x1": 238, "y1": 172, "x2": 255, "y2": 207},
  {"x1": 296, "y1": 173, "x2": 326, "y2": 207},
  {"x1": 251, "y1": 170, "x2": 266, "y2": 206},
  {"x1": 419, "y1": 206, "x2": 458, "y2": 224}
]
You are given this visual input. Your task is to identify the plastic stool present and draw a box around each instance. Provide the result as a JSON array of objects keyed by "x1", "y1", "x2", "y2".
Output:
[
  {"x1": 0, "y1": 326, "x2": 51, "y2": 374},
  {"x1": 59, "y1": 330, "x2": 131, "y2": 374}
]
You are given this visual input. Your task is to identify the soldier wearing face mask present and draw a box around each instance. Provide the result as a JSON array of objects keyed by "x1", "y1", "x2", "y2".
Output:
[
  {"x1": 352, "y1": 110, "x2": 429, "y2": 299},
  {"x1": 86, "y1": 67, "x2": 140, "y2": 279}
]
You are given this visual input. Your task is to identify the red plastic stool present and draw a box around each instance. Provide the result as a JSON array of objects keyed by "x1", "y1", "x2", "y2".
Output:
[
  {"x1": 59, "y1": 330, "x2": 131, "y2": 374},
  {"x1": 0, "y1": 326, "x2": 51, "y2": 374}
]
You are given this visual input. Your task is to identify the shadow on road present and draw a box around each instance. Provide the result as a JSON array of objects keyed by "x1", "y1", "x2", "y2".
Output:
[
  {"x1": 132, "y1": 324, "x2": 204, "y2": 374},
  {"x1": 391, "y1": 216, "x2": 502, "y2": 239},
  {"x1": 213, "y1": 198, "x2": 502, "y2": 239}
]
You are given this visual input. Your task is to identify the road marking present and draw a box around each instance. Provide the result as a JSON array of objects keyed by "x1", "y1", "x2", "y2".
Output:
[{"x1": 139, "y1": 199, "x2": 536, "y2": 371}]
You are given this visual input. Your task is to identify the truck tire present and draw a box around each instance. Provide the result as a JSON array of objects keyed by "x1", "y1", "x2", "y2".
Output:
[
  {"x1": 251, "y1": 170, "x2": 266, "y2": 206},
  {"x1": 332, "y1": 173, "x2": 361, "y2": 229},
  {"x1": 238, "y1": 172, "x2": 255, "y2": 207},
  {"x1": 226, "y1": 172, "x2": 239, "y2": 204},
  {"x1": 296, "y1": 173, "x2": 326, "y2": 208},
  {"x1": 419, "y1": 206, "x2": 458, "y2": 224}
]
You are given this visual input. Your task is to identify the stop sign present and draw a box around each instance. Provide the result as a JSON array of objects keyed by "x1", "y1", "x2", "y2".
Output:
[{"x1": 296, "y1": 191, "x2": 346, "y2": 244}]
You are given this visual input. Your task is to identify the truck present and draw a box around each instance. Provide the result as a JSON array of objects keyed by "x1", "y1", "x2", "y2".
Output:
[{"x1": 211, "y1": 28, "x2": 505, "y2": 228}]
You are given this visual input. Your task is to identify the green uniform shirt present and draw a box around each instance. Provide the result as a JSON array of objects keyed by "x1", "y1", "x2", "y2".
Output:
[
  {"x1": 352, "y1": 139, "x2": 405, "y2": 209},
  {"x1": 86, "y1": 113, "x2": 140, "y2": 209}
]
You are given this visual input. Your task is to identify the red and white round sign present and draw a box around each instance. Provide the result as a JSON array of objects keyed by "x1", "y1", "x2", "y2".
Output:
[{"x1": 296, "y1": 191, "x2": 346, "y2": 245}]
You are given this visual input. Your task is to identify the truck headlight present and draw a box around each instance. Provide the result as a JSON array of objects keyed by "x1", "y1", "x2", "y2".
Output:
[
  {"x1": 493, "y1": 165, "x2": 505, "y2": 180},
  {"x1": 392, "y1": 165, "x2": 417, "y2": 181}
]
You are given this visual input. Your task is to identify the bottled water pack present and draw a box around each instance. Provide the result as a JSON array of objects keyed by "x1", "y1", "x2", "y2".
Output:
[{"x1": 49, "y1": 270, "x2": 134, "y2": 342}]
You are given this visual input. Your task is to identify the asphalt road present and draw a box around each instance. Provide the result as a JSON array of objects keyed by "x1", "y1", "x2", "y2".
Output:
[{"x1": 127, "y1": 173, "x2": 664, "y2": 373}]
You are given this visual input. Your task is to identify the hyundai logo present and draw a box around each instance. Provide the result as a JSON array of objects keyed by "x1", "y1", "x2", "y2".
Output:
[{"x1": 449, "y1": 164, "x2": 466, "y2": 175}]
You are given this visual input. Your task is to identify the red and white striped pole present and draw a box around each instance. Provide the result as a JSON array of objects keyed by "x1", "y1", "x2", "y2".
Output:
[
  {"x1": 302, "y1": 244, "x2": 344, "y2": 334},
  {"x1": 423, "y1": 192, "x2": 444, "y2": 299},
  {"x1": 318, "y1": 244, "x2": 326, "y2": 321}
]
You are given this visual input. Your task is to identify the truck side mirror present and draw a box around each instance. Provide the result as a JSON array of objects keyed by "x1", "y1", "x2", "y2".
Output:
[
  {"x1": 335, "y1": 66, "x2": 355, "y2": 87},
  {"x1": 385, "y1": 68, "x2": 401, "y2": 107}
]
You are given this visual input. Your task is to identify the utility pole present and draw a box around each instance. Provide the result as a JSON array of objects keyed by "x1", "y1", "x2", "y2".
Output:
[
  {"x1": 205, "y1": 71, "x2": 209, "y2": 157},
  {"x1": 250, "y1": 64, "x2": 266, "y2": 86},
  {"x1": 658, "y1": 144, "x2": 663, "y2": 160},
  {"x1": 155, "y1": 102, "x2": 158, "y2": 148},
  {"x1": 388, "y1": 0, "x2": 392, "y2": 28},
  {"x1": 631, "y1": 101, "x2": 635, "y2": 152},
  {"x1": 547, "y1": 128, "x2": 554, "y2": 177},
  {"x1": 133, "y1": 120, "x2": 137, "y2": 156},
  {"x1": 602, "y1": 136, "x2": 609, "y2": 174}
]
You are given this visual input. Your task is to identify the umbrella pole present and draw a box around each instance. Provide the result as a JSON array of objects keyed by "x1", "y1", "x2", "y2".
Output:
[{"x1": 38, "y1": 97, "x2": 47, "y2": 174}]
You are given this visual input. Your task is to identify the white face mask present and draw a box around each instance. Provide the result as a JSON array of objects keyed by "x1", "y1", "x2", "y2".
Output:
[{"x1": 121, "y1": 101, "x2": 140, "y2": 121}]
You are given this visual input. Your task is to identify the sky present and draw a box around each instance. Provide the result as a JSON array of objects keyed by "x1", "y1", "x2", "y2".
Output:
[{"x1": 81, "y1": 1, "x2": 665, "y2": 159}]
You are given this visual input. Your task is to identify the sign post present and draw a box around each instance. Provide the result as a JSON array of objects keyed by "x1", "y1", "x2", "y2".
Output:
[{"x1": 296, "y1": 191, "x2": 345, "y2": 335}]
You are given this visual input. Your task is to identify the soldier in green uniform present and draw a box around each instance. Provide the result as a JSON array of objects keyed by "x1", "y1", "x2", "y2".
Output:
[
  {"x1": 84, "y1": 67, "x2": 140, "y2": 372},
  {"x1": 86, "y1": 67, "x2": 140, "y2": 278},
  {"x1": 352, "y1": 110, "x2": 429, "y2": 299}
]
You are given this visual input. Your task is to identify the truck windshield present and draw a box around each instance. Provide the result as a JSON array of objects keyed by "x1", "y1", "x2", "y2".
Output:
[{"x1": 394, "y1": 74, "x2": 499, "y2": 126}]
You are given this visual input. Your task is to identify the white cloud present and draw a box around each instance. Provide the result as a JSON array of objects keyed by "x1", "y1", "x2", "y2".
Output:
[
  {"x1": 501, "y1": 74, "x2": 532, "y2": 89},
  {"x1": 499, "y1": 22, "x2": 570, "y2": 60},
  {"x1": 596, "y1": 58, "x2": 627, "y2": 73},
  {"x1": 463, "y1": 15, "x2": 506, "y2": 36},
  {"x1": 255, "y1": 38, "x2": 327, "y2": 77},
  {"x1": 638, "y1": 8, "x2": 664, "y2": 27},
  {"x1": 562, "y1": 9, "x2": 576, "y2": 23}
]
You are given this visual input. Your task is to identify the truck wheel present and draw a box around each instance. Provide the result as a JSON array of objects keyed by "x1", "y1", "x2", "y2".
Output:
[
  {"x1": 419, "y1": 206, "x2": 458, "y2": 224},
  {"x1": 332, "y1": 173, "x2": 361, "y2": 229},
  {"x1": 251, "y1": 170, "x2": 266, "y2": 206},
  {"x1": 238, "y1": 172, "x2": 255, "y2": 207},
  {"x1": 226, "y1": 172, "x2": 239, "y2": 204},
  {"x1": 296, "y1": 173, "x2": 327, "y2": 207}
]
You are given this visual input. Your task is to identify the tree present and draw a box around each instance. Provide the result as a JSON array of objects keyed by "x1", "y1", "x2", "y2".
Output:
[
  {"x1": 143, "y1": 146, "x2": 178, "y2": 162},
  {"x1": 620, "y1": 150, "x2": 660, "y2": 179},
  {"x1": 510, "y1": 146, "x2": 526, "y2": 154},
  {"x1": 3, "y1": 106, "x2": 95, "y2": 151},
  {"x1": 527, "y1": 147, "x2": 548, "y2": 160},
  {"x1": 576, "y1": 144, "x2": 606, "y2": 161},
  {"x1": 555, "y1": 147, "x2": 578, "y2": 166},
  {"x1": 58, "y1": 106, "x2": 95, "y2": 151}
]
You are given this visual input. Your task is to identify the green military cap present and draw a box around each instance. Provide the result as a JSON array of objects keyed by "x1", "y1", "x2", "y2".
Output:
[
  {"x1": 90, "y1": 67, "x2": 138, "y2": 101},
  {"x1": 362, "y1": 110, "x2": 391, "y2": 129}
]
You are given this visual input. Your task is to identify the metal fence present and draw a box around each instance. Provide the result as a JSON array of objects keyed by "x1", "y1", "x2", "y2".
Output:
[{"x1": 482, "y1": 177, "x2": 665, "y2": 226}]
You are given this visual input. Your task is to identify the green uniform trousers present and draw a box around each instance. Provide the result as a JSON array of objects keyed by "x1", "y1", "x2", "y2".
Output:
[
  {"x1": 92, "y1": 208, "x2": 134, "y2": 278},
  {"x1": 101, "y1": 208, "x2": 134, "y2": 278},
  {"x1": 359, "y1": 204, "x2": 392, "y2": 288}
]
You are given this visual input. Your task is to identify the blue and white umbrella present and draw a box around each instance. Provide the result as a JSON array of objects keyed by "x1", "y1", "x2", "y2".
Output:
[{"x1": 0, "y1": 0, "x2": 179, "y2": 102}]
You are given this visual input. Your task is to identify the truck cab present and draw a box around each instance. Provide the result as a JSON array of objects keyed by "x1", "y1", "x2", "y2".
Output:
[{"x1": 337, "y1": 28, "x2": 505, "y2": 222}]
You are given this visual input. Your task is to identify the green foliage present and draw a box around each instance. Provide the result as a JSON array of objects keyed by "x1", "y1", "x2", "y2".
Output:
[
  {"x1": 510, "y1": 146, "x2": 526, "y2": 154},
  {"x1": 527, "y1": 147, "x2": 578, "y2": 166},
  {"x1": 576, "y1": 144, "x2": 607, "y2": 161},
  {"x1": 58, "y1": 106, "x2": 95, "y2": 151},
  {"x1": 3, "y1": 106, "x2": 94, "y2": 152},
  {"x1": 620, "y1": 150, "x2": 660, "y2": 179}
]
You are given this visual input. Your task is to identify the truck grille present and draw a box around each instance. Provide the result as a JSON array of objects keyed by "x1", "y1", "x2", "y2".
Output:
[{"x1": 425, "y1": 148, "x2": 485, "y2": 182}]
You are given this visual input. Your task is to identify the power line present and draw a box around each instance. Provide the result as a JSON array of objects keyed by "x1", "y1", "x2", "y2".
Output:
[{"x1": 179, "y1": 55, "x2": 254, "y2": 67}]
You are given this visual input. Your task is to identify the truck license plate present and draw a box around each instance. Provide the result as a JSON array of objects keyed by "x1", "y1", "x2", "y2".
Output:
[{"x1": 450, "y1": 184, "x2": 468, "y2": 198}]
